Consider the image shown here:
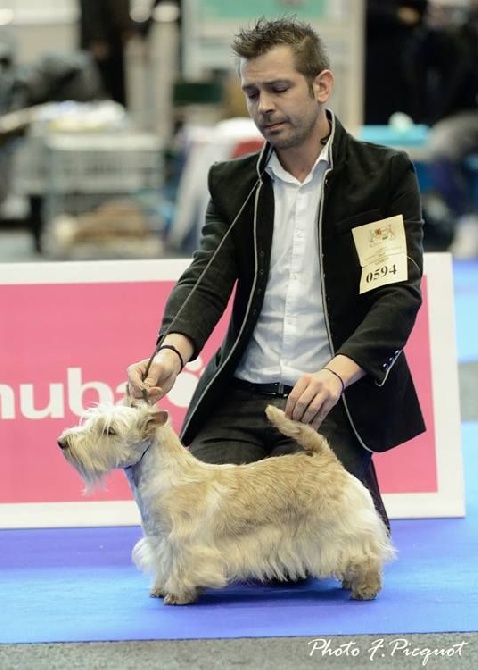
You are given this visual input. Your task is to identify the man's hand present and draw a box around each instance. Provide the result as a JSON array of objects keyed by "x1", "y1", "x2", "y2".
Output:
[
  {"x1": 285, "y1": 355, "x2": 365, "y2": 429},
  {"x1": 127, "y1": 351, "x2": 181, "y2": 403},
  {"x1": 285, "y1": 369, "x2": 343, "y2": 430},
  {"x1": 127, "y1": 334, "x2": 194, "y2": 403}
]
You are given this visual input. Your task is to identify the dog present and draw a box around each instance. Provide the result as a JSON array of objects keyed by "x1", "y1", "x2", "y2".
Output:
[{"x1": 57, "y1": 401, "x2": 395, "y2": 604}]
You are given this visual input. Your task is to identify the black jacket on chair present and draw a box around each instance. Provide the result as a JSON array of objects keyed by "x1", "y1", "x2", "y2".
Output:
[{"x1": 158, "y1": 113, "x2": 426, "y2": 452}]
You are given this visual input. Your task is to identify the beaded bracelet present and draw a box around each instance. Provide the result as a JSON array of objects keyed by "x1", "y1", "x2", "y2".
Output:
[{"x1": 324, "y1": 367, "x2": 345, "y2": 395}]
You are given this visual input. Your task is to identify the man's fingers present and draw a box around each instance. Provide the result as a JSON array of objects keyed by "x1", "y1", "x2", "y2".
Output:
[
  {"x1": 144, "y1": 386, "x2": 164, "y2": 403},
  {"x1": 128, "y1": 360, "x2": 147, "y2": 380},
  {"x1": 127, "y1": 360, "x2": 152, "y2": 397},
  {"x1": 286, "y1": 392, "x2": 336, "y2": 427},
  {"x1": 310, "y1": 414, "x2": 324, "y2": 431},
  {"x1": 285, "y1": 380, "x2": 307, "y2": 414},
  {"x1": 291, "y1": 397, "x2": 315, "y2": 422},
  {"x1": 128, "y1": 384, "x2": 144, "y2": 400},
  {"x1": 309, "y1": 399, "x2": 335, "y2": 430},
  {"x1": 127, "y1": 356, "x2": 178, "y2": 402}
]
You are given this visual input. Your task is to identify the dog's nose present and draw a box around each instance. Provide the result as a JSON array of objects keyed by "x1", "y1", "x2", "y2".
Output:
[{"x1": 57, "y1": 437, "x2": 68, "y2": 450}]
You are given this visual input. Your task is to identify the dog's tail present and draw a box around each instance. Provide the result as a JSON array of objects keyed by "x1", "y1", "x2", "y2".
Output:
[{"x1": 265, "y1": 404, "x2": 331, "y2": 455}]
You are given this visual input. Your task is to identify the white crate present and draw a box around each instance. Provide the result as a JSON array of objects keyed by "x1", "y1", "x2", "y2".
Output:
[
  {"x1": 45, "y1": 132, "x2": 163, "y2": 193},
  {"x1": 14, "y1": 134, "x2": 48, "y2": 195},
  {"x1": 39, "y1": 131, "x2": 165, "y2": 259}
]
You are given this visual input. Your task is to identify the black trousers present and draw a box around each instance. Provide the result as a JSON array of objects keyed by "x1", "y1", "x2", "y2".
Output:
[{"x1": 189, "y1": 383, "x2": 390, "y2": 532}]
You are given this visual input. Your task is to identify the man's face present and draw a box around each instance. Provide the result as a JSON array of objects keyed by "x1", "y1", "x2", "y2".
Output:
[{"x1": 239, "y1": 45, "x2": 325, "y2": 151}]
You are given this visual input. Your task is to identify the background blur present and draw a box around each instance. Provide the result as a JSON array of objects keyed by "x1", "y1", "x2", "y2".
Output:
[{"x1": 0, "y1": 0, "x2": 477, "y2": 262}]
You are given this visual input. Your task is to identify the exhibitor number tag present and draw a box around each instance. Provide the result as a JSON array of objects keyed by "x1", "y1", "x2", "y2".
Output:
[{"x1": 352, "y1": 215, "x2": 408, "y2": 294}]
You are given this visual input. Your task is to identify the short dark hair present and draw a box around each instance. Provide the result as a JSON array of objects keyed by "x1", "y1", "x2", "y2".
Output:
[{"x1": 231, "y1": 16, "x2": 330, "y2": 81}]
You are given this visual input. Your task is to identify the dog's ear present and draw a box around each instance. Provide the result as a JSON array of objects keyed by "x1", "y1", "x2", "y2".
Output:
[{"x1": 148, "y1": 408, "x2": 169, "y2": 427}]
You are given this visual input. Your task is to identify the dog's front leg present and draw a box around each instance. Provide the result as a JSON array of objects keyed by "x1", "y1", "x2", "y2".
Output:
[
  {"x1": 163, "y1": 587, "x2": 202, "y2": 605},
  {"x1": 162, "y1": 557, "x2": 204, "y2": 604},
  {"x1": 149, "y1": 545, "x2": 173, "y2": 599},
  {"x1": 164, "y1": 541, "x2": 222, "y2": 605},
  {"x1": 132, "y1": 535, "x2": 171, "y2": 598},
  {"x1": 147, "y1": 543, "x2": 201, "y2": 604},
  {"x1": 149, "y1": 582, "x2": 202, "y2": 602},
  {"x1": 149, "y1": 580, "x2": 166, "y2": 599}
]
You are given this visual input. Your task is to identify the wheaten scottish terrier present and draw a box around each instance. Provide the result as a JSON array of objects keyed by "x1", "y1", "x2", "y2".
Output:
[{"x1": 57, "y1": 402, "x2": 395, "y2": 604}]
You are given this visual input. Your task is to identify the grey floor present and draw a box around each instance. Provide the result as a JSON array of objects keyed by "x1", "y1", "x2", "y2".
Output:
[
  {"x1": 1, "y1": 224, "x2": 476, "y2": 669},
  {"x1": 0, "y1": 221, "x2": 49, "y2": 263},
  {"x1": 0, "y1": 634, "x2": 476, "y2": 670}
]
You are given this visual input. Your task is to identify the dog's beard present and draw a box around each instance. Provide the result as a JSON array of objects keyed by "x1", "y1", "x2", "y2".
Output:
[
  {"x1": 61, "y1": 430, "x2": 153, "y2": 493},
  {"x1": 62, "y1": 440, "x2": 114, "y2": 492}
]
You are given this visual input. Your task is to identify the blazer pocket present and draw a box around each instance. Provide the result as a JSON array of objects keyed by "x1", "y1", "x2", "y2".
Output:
[{"x1": 335, "y1": 208, "x2": 382, "y2": 234}]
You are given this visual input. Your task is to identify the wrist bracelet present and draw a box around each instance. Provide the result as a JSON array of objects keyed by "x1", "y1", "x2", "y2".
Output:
[
  {"x1": 324, "y1": 366, "x2": 345, "y2": 395},
  {"x1": 156, "y1": 344, "x2": 185, "y2": 371}
]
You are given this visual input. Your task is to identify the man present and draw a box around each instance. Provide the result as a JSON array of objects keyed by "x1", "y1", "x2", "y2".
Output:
[
  {"x1": 128, "y1": 17, "x2": 425, "y2": 533},
  {"x1": 78, "y1": 0, "x2": 132, "y2": 107},
  {"x1": 365, "y1": 0, "x2": 428, "y2": 124},
  {"x1": 425, "y1": 3, "x2": 478, "y2": 258}
]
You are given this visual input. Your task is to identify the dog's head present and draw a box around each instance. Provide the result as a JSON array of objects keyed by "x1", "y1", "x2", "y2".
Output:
[{"x1": 57, "y1": 402, "x2": 168, "y2": 491}]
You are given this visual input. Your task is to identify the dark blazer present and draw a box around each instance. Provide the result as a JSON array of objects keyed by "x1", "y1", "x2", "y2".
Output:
[{"x1": 158, "y1": 113, "x2": 426, "y2": 452}]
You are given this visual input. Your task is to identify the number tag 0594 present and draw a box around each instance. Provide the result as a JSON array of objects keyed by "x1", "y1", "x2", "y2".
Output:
[{"x1": 352, "y1": 215, "x2": 408, "y2": 294}]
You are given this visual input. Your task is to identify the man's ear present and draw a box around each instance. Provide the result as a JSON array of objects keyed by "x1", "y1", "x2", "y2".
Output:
[{"x1": 312, "y1": 69, "x2": 334, "y2": 103}]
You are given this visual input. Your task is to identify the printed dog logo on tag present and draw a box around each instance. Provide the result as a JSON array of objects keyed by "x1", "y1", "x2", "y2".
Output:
[{"x1": 369, "y1": 223, "x2": 396, "y2": 246}]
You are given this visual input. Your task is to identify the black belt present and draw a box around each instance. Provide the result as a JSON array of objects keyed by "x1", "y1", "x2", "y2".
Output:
[{"x1": 232, "y1": 378, "x2": 293, "y2": 398}]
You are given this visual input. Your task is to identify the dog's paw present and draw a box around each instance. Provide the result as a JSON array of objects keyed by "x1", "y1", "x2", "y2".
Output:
[
  {"x1": 163, "y1": 592, "x2": 198, "y2": 605},
  {"x1": 350, "y1": 589, "x2": 379, "y2": 601},
  {"x1": 149, "y1": 587, "x2": 165, "y2": 598},
  {"x1": 350, "y1": 571, "x2": 382, "y2": 600}
]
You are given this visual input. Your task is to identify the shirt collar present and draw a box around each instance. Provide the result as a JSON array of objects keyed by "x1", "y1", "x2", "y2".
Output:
[{"x1": 265, "y1": 141, "x2": 330, "y2": 183}]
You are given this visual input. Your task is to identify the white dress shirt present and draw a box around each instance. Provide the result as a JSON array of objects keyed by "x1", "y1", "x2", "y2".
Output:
[{"x1": 235, "y1": 143, "x2": 332, "y2": 385}]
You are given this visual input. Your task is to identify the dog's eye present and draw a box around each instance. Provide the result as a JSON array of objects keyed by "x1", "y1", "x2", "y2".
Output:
[{"x1": 105, "y1": 427, "x2": 116, "y2": 436}]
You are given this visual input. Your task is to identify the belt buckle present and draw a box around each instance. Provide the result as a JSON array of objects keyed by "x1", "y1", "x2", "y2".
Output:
[{"x1": 276, "y1": 383, "x2": 289, "y2": 398}]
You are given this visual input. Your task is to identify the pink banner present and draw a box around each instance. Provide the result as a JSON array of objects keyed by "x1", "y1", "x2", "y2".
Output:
[
  {"x1": 0, "y1": 276, "x2": 435, "y2": 504},
  {"x1": 375, "y1": 277, "x2": 437, "y2": 493}
]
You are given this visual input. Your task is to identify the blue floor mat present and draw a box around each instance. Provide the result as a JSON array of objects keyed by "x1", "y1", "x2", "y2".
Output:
[
  {"x1": 1, "y1": 422, "x2": 477, "y2": 644},
  {"x1": 453, "y1": 259, "x2": 478, "y2": 362}
]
